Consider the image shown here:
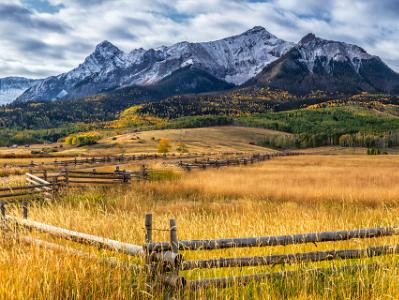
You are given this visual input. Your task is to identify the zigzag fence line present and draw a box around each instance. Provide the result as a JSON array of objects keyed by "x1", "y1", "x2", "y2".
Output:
[
  {"x1": 7, "y1": 152, "x2": 208, "y2": 170},
  {"x1": 177, "y1": 152, "x2": 304, "y2": 171}
]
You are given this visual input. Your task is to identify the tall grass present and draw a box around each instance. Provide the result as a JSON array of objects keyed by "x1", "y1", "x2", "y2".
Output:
[{"x1": 1, "y1": 155, "x2": 399, "y2": 299}]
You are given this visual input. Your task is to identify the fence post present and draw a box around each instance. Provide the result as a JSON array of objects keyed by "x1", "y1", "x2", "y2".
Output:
[
  {"x1": 0, "y1": 201, "x2": 5, "y2": 218},
  {"x1": 145, "y1": 213, "x2": 153, "y2": 245},
  {"x1": 43, "y1": 170, "x2": 48, "y2": 182},
  {"x1": 64, "y1": 169, "x2": 69, "y2": 187},
  {"x1": 165, "y1": 218, "x2": 183, "y2": 298},
  {"x1": 141, "y1": 165, "x2": 148, "y2": 180},
  {"x1": 144, "y1": 213, "x2": 155, "y2": 295},
  {"x1": 122, "y1": 170, "x2": 129, "y2": 184},
  {"x1": 0, "y1": 201, "x2": 6, "y2": 239},
  {"x1": 53, "y1": 176, "x2": 59, "y2": 199},
  {"x1": 22, "y1": 201, "x2": 28, "y2": 219}
]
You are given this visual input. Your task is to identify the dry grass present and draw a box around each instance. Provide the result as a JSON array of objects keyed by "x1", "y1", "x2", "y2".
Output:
[
  {"x1": 176, "y1": 155, "x2": 399, "y2": 204},
  {"x1": 0, "y1": 126, "x2": 281, "y2": 160},
  {"x1": 1, "y1": 155, "x2": 399, "y2": 299}
]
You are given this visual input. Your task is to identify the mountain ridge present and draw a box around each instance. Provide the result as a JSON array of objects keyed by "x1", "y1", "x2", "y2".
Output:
[
  {"x1": 5, "y1": 27, "x2": 399, "y2": 104},
  {"x1": 16, "y1": 26, "x2": 293, "y2": 102}
]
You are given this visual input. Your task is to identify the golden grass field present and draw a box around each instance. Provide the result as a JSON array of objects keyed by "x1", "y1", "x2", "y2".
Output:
[{"x1": 1, "y1": 153, "x2": 399, "y2": 299}]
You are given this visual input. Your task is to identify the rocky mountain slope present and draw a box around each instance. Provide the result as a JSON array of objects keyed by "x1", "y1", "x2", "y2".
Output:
[
  {"x1": 17, "y1": 26, "x2": 293, "y2": 102},
  {"x1": 248, "y1": 33, "x2": 399, "y2": 94},
  {"x1": 0, "y1": 77, "x2": 41, "y2": 105}
]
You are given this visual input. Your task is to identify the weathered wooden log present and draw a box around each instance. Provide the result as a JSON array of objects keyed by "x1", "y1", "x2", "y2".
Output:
[
  {"x1": 188, "y1": 262, "x2": 396, "y2": 289},
  {"x1": 66, "y1": 180, "x2": 123, "y2": 184},
  {"x1": 5, "y1": 216, "x2": 143, "y2": 256},
  {"x1": 181, "y1": 244, "x2": 399, "y2": 270},
  {"x1": 0, "y1": 197, "x2": 40, "y2": 204},
  {"x1": 26, "y1": 173, "x2": 51, "y2": 185},
  {"x1": 67, "y1": 175, "x2": 126, "y2": 180},
  {"x1": 65, "y1": 170, "x2": 122, "y2": 175},
  {"x1": 19, "y1": 236, "x2": 132, "y2": 269},
  {"x1": 0, "y1": 184, "x2": 53, "y2": 192},
  {"x1": 25, "y1": 178, "x2": 54, "y2": 191},
  {"x1": 148, "y1": 226, "x2": 399, "y2": 252},
  {"x1": 0, "y1": 190, "x2": 43, "y2": 198}
]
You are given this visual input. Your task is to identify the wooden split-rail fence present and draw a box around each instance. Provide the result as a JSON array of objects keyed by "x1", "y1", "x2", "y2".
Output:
[
  {"x1": 144, "y1": 214, "x2": 399, "y2": 296},
  {"x1": 0, "y1": 165, "x2": 149, "y2": 214},
  {"x1": 1, "y1": 210, "x2": 399, "y2": 297},
  {"x1": 178, "y1": 152, "x2": 303, "y2": 171},
  {"x1": 11, "y1": 152, "x2": 206, "y2": 170},
  {"x1": 0, "y1": 173, "x2": 59, "y2": 216},
  {"x1": 30, "y1": 165, "x2": 150, "y2": 186}
]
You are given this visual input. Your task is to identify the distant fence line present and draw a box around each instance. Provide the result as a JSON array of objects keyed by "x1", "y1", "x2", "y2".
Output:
[
  {"x1": 3, "y1": 151, "x2": 253, "y2": 170},
  {"x1": 177, "y1": 152, "x2": 304, "y2": 170},
  {"x1": 29, "y1": 165, "x2": 150, "y2": 186},
  {"x1": 7, "y1": 152, "x2": 205, "y2": 169},
  {"x1": 0, "y1": 166, "x2": 148, "y2": 212}
]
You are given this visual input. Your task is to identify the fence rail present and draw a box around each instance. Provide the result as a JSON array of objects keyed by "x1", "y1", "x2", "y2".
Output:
[
  {"x1": 144, "y1": 214, "x2": 399, "y2": 297},
  {"x1": 5, "y1": 215, "x2": 143, "y2": 256},
  {"x1": 0, "y1": 175, "x2": 57, "y2": 208}
]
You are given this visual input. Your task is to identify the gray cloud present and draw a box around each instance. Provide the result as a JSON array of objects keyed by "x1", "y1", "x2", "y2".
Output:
[
  {"x1": 0, "y1": 0, "x2": 399, "y2": 78},
  {"x1": 0, "y1": 3, "x2": 66, "y2": 32}
]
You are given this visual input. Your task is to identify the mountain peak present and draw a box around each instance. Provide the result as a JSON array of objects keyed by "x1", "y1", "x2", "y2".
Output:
[
  {"x1": 247, "y1": 26, "x2": 266, "y2": 33},
  {"x1": 96, "y1": 40, "x2": 117, "y2": 49},
  {"x1": 299, "y1": 33, "x2": 318, "y2": 45},
  {"x1": 242, "y1": 26, "x2": 274, "y2": 38},
  {"x1": 94, "y1": 40, "x2": 121, "y2": 57}
]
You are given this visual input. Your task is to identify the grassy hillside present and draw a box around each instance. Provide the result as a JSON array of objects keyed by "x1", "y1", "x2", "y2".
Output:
[
  {"x1": 110, "y1": 101, "x2": 399, "y2": 149},
  {"x1": 3, "y1": 88, "x2": 399, "y2": 148}
]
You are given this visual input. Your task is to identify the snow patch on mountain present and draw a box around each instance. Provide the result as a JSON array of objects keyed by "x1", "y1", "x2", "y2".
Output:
[
  {"x1": 57, "y1": 89, "x2": 68, "y2": 99},
  {"x1": 297, "y1": 33, "x2": 375, "y2": 74},
  {"x1": 0, "y1": 88, "x2": 27, "y2": 105},
  {"x1": 181, "y1": 59, "x2": 194, "y2": 68},
  {"x1": 0, "y1": 77, "x2": 41, "y2": 105}
]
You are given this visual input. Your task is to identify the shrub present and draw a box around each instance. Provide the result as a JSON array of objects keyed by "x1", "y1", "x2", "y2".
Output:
[
  {"x1": 157, "y1": 138, "x2": 171, "y2": 154},
  {"x1": 65, "y1": 132, "x2": 102, "y2": 147},
  {"x1": 367, "y1": 148, "x2": 382, "y2": 155},
  {"x1": 176, "y1": 142, "x2": 188, "y2": 153}
]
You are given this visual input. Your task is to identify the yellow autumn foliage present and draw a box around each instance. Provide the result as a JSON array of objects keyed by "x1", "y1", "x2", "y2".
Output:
[{"x1": 107, "y1": 105, "x2": 168, "y2": 129}]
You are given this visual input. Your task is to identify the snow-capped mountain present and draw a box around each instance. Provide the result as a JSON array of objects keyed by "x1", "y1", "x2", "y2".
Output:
[
  {"x1": 297, "y1": 33, "x2": 375, "y2": 74},
  {"x1": 0, "y1": 77, "x2": 41, "y2": 105},
  {"x1": 17, "y1": 26, "x2": 294, "y2": 102},
  {"x1": 249, "y1": 33, "x2": 399, "y2": 94}
]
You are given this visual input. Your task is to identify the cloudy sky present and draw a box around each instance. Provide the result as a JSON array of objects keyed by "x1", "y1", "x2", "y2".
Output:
[{"x1": 1, "y1": 0, "x2": 398, "y2": 78}]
